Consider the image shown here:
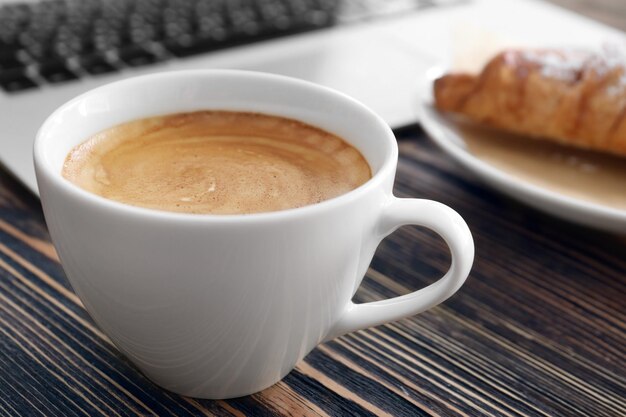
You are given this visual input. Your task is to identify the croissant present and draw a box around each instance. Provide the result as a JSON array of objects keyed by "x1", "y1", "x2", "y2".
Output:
[{"x1": 434, "y1": 48, "x2": 626, "y2": 157}]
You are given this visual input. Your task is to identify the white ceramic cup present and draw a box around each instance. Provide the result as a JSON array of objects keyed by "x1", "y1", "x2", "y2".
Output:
[{"x1": 34, "y1": 70, "x2": 474, "y2": 399}]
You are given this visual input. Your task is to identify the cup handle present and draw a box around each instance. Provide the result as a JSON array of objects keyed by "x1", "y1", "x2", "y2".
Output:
[{"x1": 324, "y1": 198, "x2": 474, "y2": 342}]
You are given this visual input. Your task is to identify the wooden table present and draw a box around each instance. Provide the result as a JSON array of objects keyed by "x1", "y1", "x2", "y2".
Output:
[{"x1": 1, "y1": 2, "x2": 625, "y2": 417}]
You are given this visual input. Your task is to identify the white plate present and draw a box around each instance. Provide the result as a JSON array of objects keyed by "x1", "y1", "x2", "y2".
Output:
[{"x1": 415, "y1": 70, "x2": 626, "y2": 233}]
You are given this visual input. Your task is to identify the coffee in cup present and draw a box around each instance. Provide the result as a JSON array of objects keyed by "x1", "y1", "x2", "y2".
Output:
[
  {"x1": 62, "y1": 111, "x2": 371, "y2": 214},
  {"x1": 35, "y1": 70, "x2": 474, "y2": 399}
]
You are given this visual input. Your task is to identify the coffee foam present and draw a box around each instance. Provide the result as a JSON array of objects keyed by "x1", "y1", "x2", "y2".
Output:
[{"x1": 62, "y1": 111, "x2": 371, "y2": 214}]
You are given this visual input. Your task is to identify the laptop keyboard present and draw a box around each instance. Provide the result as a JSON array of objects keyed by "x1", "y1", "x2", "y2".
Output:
[{"x1": 0, "y1": 0, "x2": 441, "y2": 94}]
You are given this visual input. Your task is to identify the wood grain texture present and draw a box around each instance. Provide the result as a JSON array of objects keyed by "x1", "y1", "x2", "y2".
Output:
[
  {"x1": 1, "y1": 1, "x2": 626, "y2": 416},
  {"x1": 1, "y1": 127, "x2": 625, "y2": 416}
]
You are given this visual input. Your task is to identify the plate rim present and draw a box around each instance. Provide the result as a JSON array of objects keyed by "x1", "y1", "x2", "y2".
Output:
[{"x1": 415, "y1": 68, "x2": 626, "y2": 230}]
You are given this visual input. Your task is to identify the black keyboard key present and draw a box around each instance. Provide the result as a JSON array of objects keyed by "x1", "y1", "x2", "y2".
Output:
[
  {"x1": 228, "y1": 6, "x2": 260, "y2": 30},
  {"x1": 164, "y1": 36, "x2": 221, "y2": 57},
  {"x1": 128, "y1": 15, "x2": 161, "y2": 44},
  {"x1": 0, "y1": 50, "x2": 23, "y2": 70},
  {"x1": 258, "y1": 2, "x2": 292, "y2": 30},
  {"x1": 195, "y1": 14, "x2": 229, "y2": 40},
  {"x1": 19, "y1": 28, "x2": 57, "y2": 62},
  {"x1": 39, "y1": 59, "x2": 78, "y2": 83},
  {"x1": 118, "y1": 46, "x2": 160, "y2": 67},
  {"x1": 80, "y1": 54, "x2": 117, "y2": 75},
  {"x1": 163, "y1": 9, "x2": 194, "y2": 41},
  {"x1": 92, "y1": 21, "x2": 123, "y2": 53},
  {"x1": 0, "y1": 68, "x2": 37, "y2": 93},
  {"x1": 0, "y1": 3, "x2": 29, "y2": 27},
  {"x1": 135, "y1": 0, "x2": 165, "y2": 24},
  {"x1": 0, "y1": 0, "x2": 436, "y2": 94},
  {"x1": 52, "y1": 25, "x2": 88, "y2": 59}
]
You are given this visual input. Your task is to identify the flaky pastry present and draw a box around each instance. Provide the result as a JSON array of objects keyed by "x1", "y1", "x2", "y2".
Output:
[{"x1": 434, "y1": 47, "x2": 626, "y2": 157}]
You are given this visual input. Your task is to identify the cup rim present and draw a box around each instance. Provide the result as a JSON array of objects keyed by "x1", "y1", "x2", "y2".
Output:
[{"x1": 34, "y1": 69, "x2": 398, "y2": 223}]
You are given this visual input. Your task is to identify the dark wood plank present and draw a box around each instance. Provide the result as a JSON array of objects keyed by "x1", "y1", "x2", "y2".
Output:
[
  {"x1": 1, "y1": 126, "x2": 625, "y2": 416},
  {"x1": 1, "y1": 1, "x2": 626, "y2": 416}
]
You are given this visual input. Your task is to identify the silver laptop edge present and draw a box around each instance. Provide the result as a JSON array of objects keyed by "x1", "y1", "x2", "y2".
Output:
[{"x1": 0, "y1": 0, "x2": 623, "y2": 194}]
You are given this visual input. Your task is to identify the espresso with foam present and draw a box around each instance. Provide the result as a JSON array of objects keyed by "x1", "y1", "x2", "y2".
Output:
[{"x1": 62, "y1": 111, "x2": 371, "y2": 214}]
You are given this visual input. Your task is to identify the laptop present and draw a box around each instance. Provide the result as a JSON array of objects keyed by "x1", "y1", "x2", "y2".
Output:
[{"x1": 1, "y1": 0, "x2": 623, "y2": 194}]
